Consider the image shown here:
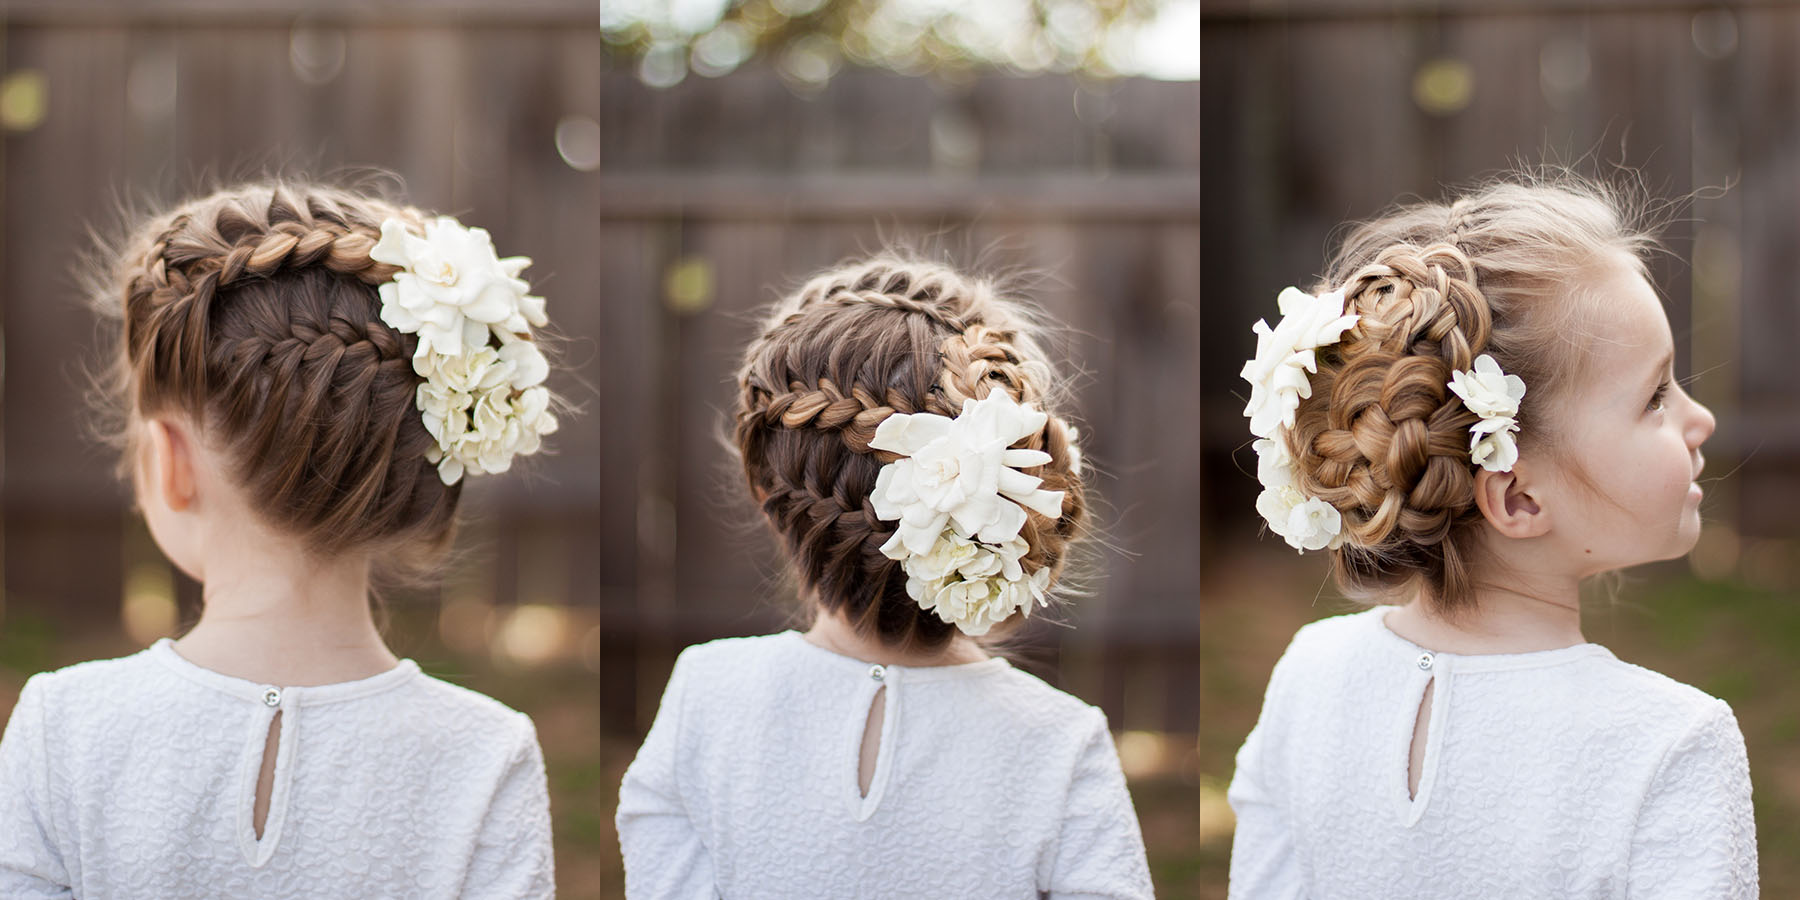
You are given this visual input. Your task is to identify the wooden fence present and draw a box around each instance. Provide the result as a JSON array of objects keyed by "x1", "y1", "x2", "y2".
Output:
[
  {"x1": 0, "y1": 4, "x2": 601, "y2": 628},
  {"x1": 598, "y1": 63, "x2": 1202, "y2": 736}
]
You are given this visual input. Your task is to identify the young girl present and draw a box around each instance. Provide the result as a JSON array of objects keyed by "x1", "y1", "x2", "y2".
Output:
[
  {"x1": 615, "y1": 255, "x2": 1153, "y2": 898},
  {"x1": 0, "y1": 181, "x2": 560, "y2": 897},
  {"x1": 1228, "y1": 176, "x2": 1757, "y2": 897}
]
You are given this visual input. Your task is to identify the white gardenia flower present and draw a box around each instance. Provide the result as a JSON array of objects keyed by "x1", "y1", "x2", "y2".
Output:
[
  {"x1": 1241, "y1": 288, "x2": 1359, "y2": 438},
  {"x1": 1447, "y1": 354, "x2": 1526, "y2": 420},
  {"x1": 371, "y1": 216, "x2": 536, "y2": 360},
  {"x1": 869, "y1": 390, "x2": 1066, "y2": 559}
]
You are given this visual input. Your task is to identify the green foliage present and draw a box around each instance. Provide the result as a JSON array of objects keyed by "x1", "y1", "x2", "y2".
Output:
[{"x1": 601, "y1": 0, "x2": 1165, "y2": 85}]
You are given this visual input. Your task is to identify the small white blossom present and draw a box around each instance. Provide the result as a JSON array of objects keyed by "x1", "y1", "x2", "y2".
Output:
[
  {"x1": 1447, "y1": 354, "x2": 1526, "y2": 420},
  {"x1": 1468, "y1": 416, "x2": 1521, "y2": 472},
  {"x1": 1253, "y1": 434, "x2": 1295, "y2": 490},
  {"x1": 1256, "y1": 483, "x2": 1343, "y2": 553},
  {"x1": 900, "y1": 528, "x2": 1050, "y2": 636},
  {"x1": 1449, "y1": 354, "x2": 1527, "y2": 473}
]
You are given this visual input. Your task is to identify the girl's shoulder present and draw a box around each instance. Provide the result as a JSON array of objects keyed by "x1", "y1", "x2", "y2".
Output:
[
  {"x1": 1260, "y1": 607, "x2": 1737, "y2": 735},
  {"x1": 10, "y1": 642, "x2": 537, "y2": 761},
  {"x1": 668, "y1": 630, "x2": 1107, "y2": 735},
  {"x1": 1263, "y1": 606, "x2": 1391, "y2": 677},
  {"x1": 1572, "y1": 652, "x2": 1737, "y2": 737},
  {"x1": 12, "y1": 642, "x2": 167, "y2": 716}
]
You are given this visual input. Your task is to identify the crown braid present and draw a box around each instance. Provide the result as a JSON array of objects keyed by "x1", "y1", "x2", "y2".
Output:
[
  {"x1": 1281, "y1": 243, "x2": 1495, "y2": 611},
  {"x1": 734, "y1": 256, "x2": 1085, "y2": 650},
  {"x1": 111, "y1": 182, "x2": 457, "y2": 566}
]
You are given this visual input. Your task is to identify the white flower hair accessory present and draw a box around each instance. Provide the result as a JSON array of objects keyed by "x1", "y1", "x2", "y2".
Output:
[
  {"x1": 1240, "y1": 287, "x2": 1360, "y2": 439},
  {"x1": 868, "y1": 389, "x2": 1068, "y2": 636},
  {"x1": 1242, "y1": 286, "x2": 1359, "y2": 552},
  {"x1": 370, "y1": 216, "x2": 558, "y2": 485},
  {"x1": 1447, "y1": 354, "x2": 1527, "y2": 472}
]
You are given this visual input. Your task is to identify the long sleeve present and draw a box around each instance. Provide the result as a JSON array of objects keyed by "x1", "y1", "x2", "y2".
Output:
[
  {"x1": 461, "y1": 713, "x2": 555, "y2": 899},
  {"x1": 1626, "y1": 700, "x2": 1758, "y2": 899},
  {"x1": 617, "y1": 652, "x2": 717, "y2": 900},
  {"x1": 1226, "y1": 641, "x2": 1303, "y2": 900},
  {"x1": 0, "y1": 676, "x2": 75, "y2": 900},
  {"x1": 1040, "y1": 709, "x2": 1153, "y2": 899}
]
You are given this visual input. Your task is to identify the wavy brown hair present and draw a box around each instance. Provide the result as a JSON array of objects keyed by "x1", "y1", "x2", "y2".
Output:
[
  {"x1": 91, "y1": 181, "x2": 467, "y2": 575},
  {"x1": 734, "y1": 255, "x2": 1087, "y2": 652},
  {"x1": 1280, "y1": 175, "x2": 1665, "y2": 617}
]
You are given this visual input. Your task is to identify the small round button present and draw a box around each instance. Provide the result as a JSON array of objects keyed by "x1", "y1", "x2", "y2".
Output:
[
  {"x1": 868, "y1": 664, "x2": 886, "y2": 683},
  {"x1": 261, "y1": 687, "x2": 282, "y2": 707},
  {"x1": 1415, "y1": 653, "x2": 1435, "y2": 672}
]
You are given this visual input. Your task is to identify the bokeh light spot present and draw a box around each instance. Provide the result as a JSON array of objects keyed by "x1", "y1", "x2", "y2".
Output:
[
  {"x1": 0, "y1": 70, "x2": 48, "y2": 132},
  {"x1": 1413, "y1": 58, "x2": 1473, "y2": 116}
]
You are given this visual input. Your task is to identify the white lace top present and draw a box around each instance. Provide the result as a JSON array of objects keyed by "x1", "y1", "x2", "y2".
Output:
[
  {"x1": 616, "y1": 631, "x2": 1153, "y2": 899},
  {"x1": 1228, "y1": 607, "x2": 1758, "y2": 899},
  {"x1": 0, "y1": 639, "x2": 554, "y2": 899}
]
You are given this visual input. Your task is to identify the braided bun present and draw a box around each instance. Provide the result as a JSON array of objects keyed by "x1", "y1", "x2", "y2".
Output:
[
  {"x1": 734, "y1": 255, "x2": 1085, "y2": 651},
  {"x1": 98, "y1": 181, "x2": 461, "y2": 570},
  {"x1": 1279, "y1": 176, "x2": 1664, "y2": 616}
]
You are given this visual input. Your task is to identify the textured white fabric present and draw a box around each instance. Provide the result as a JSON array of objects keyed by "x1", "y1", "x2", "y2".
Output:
[
  {"x1": 1228, "y1": 607, "x2": 1758, "y2": 899},
  {"x1": 0, "y1": 639, "x2": 554, "y2": 899},
  {"x1": 616, "y1": 631, "x2": 1153, "y2": 900}
]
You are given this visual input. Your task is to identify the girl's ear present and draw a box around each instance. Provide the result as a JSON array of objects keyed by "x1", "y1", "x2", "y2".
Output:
[
  {"x1": 146, "y1": 418, "x2": 199, "y2": 513},
  {"x1": 1473, "y1": 462, "x2": 1550, "y2": 539}
]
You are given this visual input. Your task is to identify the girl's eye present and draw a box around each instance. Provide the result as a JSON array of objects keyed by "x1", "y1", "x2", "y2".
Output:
[{"x1": 1648, "y1": 381, "x2": 1670, "y2": 413}]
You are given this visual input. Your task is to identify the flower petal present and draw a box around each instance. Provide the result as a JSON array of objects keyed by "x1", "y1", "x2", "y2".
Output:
[{"x1": 870, "y1": 412, "x2": 954, "y2": 456}]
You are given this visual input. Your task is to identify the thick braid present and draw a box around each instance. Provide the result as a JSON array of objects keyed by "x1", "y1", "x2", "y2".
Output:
[
  {"x1": 735, "y1": 255, "x2": 1086, "y2": 650},
  {"x1": 1286, "y1": 243, "x2": 1494, "y2": 607},
  {"x1": 113, "y1": 183, "x2": 456, "y2": 563}
]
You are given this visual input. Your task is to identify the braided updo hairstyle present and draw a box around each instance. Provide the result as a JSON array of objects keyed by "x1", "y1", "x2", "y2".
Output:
[
  {"x1": 734, "y1": 255, "x2": 1087, "y2": 652},
  {"x1": 1279, "y1": 177, "x2": 1662, "y2": 617},
  {"x1": 94, "y1": 181, "x2": 465, "y2": 571}
]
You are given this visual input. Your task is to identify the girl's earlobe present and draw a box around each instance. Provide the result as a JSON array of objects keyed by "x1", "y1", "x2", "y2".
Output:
[{"x1": 1473, "y1": 465, "x2": 1550, "y2": 539}]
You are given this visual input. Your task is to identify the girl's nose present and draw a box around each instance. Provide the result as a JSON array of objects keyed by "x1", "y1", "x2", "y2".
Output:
[{"x1": 1688, "y1": 395, "x2": 1717, "y2": 448}]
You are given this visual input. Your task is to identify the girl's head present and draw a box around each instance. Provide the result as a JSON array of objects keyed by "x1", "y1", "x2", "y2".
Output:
[
  {"x1": 93, "y1": 180, "x2": 556, "y2": 581},
  {"x1": 1255, "y1": 175, "x2": 1714, "y2": 616},
  {"x1": 733, "y1": 255, "x2": 1086, "y2": 652}
]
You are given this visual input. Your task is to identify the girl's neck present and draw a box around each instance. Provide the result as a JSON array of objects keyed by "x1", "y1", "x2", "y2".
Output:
[
  {"x1": 172, "y1": 547, "x2": 398, "y2": 687},
  {"x1": 1382, "y1": 575, "x2": 1587, "y2": 655},
  {"x1": 802, "y1": 608, "x2": 991, "y2": 667}
]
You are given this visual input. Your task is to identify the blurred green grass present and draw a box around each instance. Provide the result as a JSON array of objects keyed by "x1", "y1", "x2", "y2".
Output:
[
  {"x1": 0, "y1": 606, "x2": 603, "y2": 899},
  {"x1": 1199, "y1": 541, "x2": 1800, "y2": 897}
]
